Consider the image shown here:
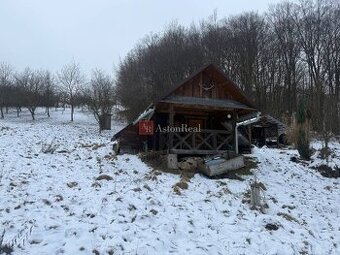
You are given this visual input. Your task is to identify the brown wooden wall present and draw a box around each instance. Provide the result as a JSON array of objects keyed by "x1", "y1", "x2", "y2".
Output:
[{"x1": 172, "y1": 71, "x2": 234, "y2": 100}]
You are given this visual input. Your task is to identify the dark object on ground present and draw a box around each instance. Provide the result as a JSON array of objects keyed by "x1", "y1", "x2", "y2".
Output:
[
  {"x1": 0, "y1": 245, "x2": 13, "y2": 254},
  {"x1": 96, "y1": 174, "x2": 113, "y2": 181},
  {"x1": 279, "y1": 134, "x2": 288, "y2": 145},
  {"x1": 311, "y1": 165, "x2": 339, "y2": 178},
  {"x1": 290, "y1": 156, "x2": 298, "y2": 163},
  {"x1": 265, "y1": 223, "x2": 279, "y2": 231},
  {"x1": 290, "y1": 155, "x2": 311, "y2": 166}
]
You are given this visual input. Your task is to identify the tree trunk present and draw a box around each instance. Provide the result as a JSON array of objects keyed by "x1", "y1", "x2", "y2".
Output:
[
  {"x1": 30, "y1": 109, "x2": 35, "y2": 121},
  {"x1": 315, "y1": 81, "x2": 324, "y2": 132},
  {"x1": 335, "y1": 69, "x2": 340, "y2": 134},
  {"x1": 99, "y1": 115, "x2": 104, "y2": 133},
  {"x1": 0, "y1": 106, "x2": 4, "y2": 119},
  {"x1": 71, "y1": 105, "x2": 74, "y2": 121},
  {"x1": 46, "y1": 107, "x2": 50, "y2": 118}
]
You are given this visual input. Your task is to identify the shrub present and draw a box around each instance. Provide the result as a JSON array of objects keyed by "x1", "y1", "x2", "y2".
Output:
[
  {"x1": 296, "y1": 100, "x2": 312, "y2": 160},
  {"x1": 41, "y1": 139, "x2": 59, "y2": 154},
  {"x1": 297, "y1": 129, "x2": 311, "y2": 160}
]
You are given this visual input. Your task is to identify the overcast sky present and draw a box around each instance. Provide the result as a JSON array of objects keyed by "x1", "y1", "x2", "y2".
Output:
[{"x1": 0, "y1": 0, "x2": 284, "y2": 75}]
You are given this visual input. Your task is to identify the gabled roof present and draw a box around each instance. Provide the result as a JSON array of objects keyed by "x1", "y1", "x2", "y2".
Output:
[
  {"x1": 160, "y1": 95, "x2": 254, "y2": 110},
  {"x1": 158, "y1": 63, "x2": 255, "y2": 109},
  {"x1": 252, "y1": 114, "x2": 286, "y2": 135}
]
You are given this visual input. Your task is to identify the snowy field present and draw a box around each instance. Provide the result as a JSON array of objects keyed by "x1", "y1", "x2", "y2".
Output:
[{"x1": 0, "y1": 108, "x2": 339, "y2": 255}]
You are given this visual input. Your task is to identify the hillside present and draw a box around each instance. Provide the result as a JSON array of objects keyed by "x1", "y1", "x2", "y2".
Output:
[{"x1": 0, "y1": 109, "x2": 339, "y2": 255}]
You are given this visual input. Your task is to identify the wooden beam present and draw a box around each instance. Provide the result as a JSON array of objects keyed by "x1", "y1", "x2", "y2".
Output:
[
  {"x1": 173, "y1": 132, "x2": 192, "y2": 149},
  {"x1": 169, "y1": 104, "x2": 174, "y2": 125},
  {"x1": 169, "y1": 104, "x2": 174, "y2": 149},
  {"x1": 248, "y1": 125, "x2": 252, "y2": 147},
  {"x1": 156, "y1": 104, "x2": 237, "y2": 113},
  {"x1": 170, "y1": 149, "x2": 232, "y2": 155},
  {"x1": 233, "y1": 110, "x2": 237, "y2": 153},
  {"x1": 200, "y1": 72, "x2": 203, "y2": 97}
]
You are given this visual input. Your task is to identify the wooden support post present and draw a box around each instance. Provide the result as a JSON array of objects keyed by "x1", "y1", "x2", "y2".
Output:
[
  {"x1": 250, "y1": 182, "x2": 262, "y2": 210},
  {"x1": 167, "y1": 154, "x2": 178, "y2": 169},
  {"x1": 233, "y1": 111, "x2": 237, "y2": 153},
  {"x1": 152, "y1": 134, "x2": 156, "y2": 150},
  {"x1": 199, "y1": 72, "x2": 203, "y2": 97},
  {"x1": 263, "y1": 128, "x2": 266, "y2": 147},
  {"x1": 192, "y1": 132, "x2": 196, "y2": 150},
  {"x1": 169, "y1": 104, "x2": 174, "y2": 150},
  {"x1": 276, "y1": 126, "x2": 279, "y2": 148},
  {"x1": 213, "y1": 132, "x2": 217, "y2": 150},
  {"x1": 248, "y1": 125, "x2": 252, "y2": 151}
]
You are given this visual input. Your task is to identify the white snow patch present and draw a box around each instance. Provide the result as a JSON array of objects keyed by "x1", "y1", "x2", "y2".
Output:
[{"x1": 0, "y1": 108, "x2": 339, "y2": 254}]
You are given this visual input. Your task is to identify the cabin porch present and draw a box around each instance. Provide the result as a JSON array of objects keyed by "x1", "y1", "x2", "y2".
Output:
[{"x1": 157, "y1": 128, "x2": 234, "y2": 155}]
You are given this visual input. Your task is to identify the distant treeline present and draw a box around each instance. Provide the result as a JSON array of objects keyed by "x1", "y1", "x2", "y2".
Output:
[
  {"x1": 0, "y1": 63, "x2": 115, "y2": 131},
  {"x1": 116, "y1": 0, "x2": 340, "y2": 134}
]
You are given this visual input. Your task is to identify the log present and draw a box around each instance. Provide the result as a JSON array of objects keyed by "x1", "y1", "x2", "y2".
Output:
[{"x1": 198, "y1": 154, "x2": 245, "y2": 177}]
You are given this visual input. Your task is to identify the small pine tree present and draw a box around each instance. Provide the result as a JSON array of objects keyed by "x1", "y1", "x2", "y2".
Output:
[{"x1": 296, "y1": 100, "x2": 311, "y2": 160}]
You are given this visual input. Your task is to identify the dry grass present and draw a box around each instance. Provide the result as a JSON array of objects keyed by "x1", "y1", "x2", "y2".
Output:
[
  {"x1": 277, "y1": 212, "x2": 300, "y2": 224},
  {"x1": 240, "y1": 157, "x2": 259, "y2": 175},
  {"x1": 140, "y1": 152, "x2": 180, "y2": 174},
  {"x1": 174, "y1": 181, "x2": 188, "y2": 190},
  {"x1": 67, "y1": 182, "x2": 78, "y2": 188},
  {"x1": 80, "y1": 143, "x2": 105, "y2": 150},
  {"x1": 287, "y1": 127, "x2": 298, "y2": 146}
]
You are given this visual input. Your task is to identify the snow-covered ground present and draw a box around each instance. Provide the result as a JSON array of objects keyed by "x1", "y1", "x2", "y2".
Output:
[{"x1": 0, "y1": 108, "x2": 339, "y2": 255}]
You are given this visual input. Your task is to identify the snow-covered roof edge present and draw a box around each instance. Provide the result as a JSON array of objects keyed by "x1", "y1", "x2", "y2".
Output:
[{"x1": 132, "y1": 104, "x2": 155, "y2": 125}]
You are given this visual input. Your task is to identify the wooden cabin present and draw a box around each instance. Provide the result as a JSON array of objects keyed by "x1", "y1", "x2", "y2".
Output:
[{"x1": 113, "y1": 64, "x2": 258, "y2": 155}]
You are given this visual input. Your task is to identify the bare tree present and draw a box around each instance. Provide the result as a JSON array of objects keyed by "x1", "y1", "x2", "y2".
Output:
[
  {"x1": 321, "y1": 0, "x2": 340, "y2": 134},
  {"x1": 116, "y1": 23, "x2": 199, "y2": 121},
  {"x1": 267, "y1": 2, "x2": 301, "y2": 114},
  {"x1": 0, "y1": 63, "x2": 13, "y2": 119},
  {"x1": 40, "y1": 70, "x2": 55, "y2": 117},
  {"x1": 58, "y1": 62, "x2": 84, "y2": 121},
  {"x1": 16, "y1": 68, "x2": 44, "y2": 120},
  {"x1": 0, "y1": 0, "x2": 339, "y2": 135},
  {"x1": 11, "y1": 81, "x2": 25, "y2": 117},
  {"x1": 292, "y1": 0, "x2": 329, "y2": 131},
  {"x1": 85, "y1": 69, "x2": 115, "y2": 131}
]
